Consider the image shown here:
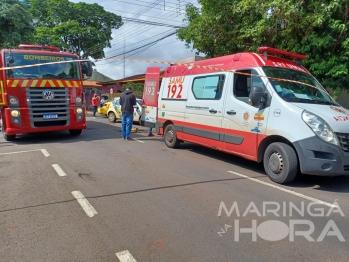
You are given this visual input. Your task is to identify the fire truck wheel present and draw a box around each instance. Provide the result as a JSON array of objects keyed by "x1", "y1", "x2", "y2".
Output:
[
  {"x1": 108, "y1": 112, "x2": 116, "y2": 122},
  {"x1": 1, "y1": 118, "x2": 16, "y2": 141},
  {"x1": 164, "y1": 124, "x2": 180, "y2": 148},
  {"x1": 69, "y1": 129, "x2": 82, "y2": 136},
  {"x1": 263, "y1": 142, "x2": 298, "y2": 184}
]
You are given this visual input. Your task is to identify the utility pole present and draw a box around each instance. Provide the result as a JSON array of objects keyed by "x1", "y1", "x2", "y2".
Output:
[
  {"x1": 123, "y1": 37, "x2": 125, "y2": 78},
  {"x1": 78, "y1": 38, "x2": 81, "y2": 59}
]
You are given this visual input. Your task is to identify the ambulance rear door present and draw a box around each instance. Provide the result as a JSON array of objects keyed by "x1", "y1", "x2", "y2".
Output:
[{"x1": 141, "y1": 67, "x2": 161, "y2": 128}]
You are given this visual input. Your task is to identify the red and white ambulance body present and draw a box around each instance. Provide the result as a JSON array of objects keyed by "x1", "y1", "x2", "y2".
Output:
[{"x1": 142, "y1": 47, "x2": 349, "y2": 184}]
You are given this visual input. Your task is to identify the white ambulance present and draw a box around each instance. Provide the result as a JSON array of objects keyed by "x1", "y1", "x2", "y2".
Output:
[{"x1": 141, "y1": 47, "x2": 349, "y2": 184}]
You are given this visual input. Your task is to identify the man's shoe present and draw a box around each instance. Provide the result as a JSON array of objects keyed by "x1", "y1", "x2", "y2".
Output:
[
  {"x1": 147, "y1": 133, "x2": 155, "y2": 137},
  {"x1": 122, "y1": 137, "x2": 125, "y2": 140},
  {"x1": 126, "y1": 138, "x2": 135, "y2": 141}
]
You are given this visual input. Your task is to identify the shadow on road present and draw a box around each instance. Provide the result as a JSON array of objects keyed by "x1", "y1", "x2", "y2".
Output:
[
  {"x1": 0, "y1": 175, "x2": 266, "y2": 214},
  {"x1": 291, "y1": 174, "x2": 349, "y2": 193},
  {"x1": 5, "y1": 114, "x2": 148, "y2": 144},
  {"x1": 5, "y1": 113, "x2": 349, "y2": 192},
  {"x1": 172, "y1": 142, "x2": 349, "y2": 193}
]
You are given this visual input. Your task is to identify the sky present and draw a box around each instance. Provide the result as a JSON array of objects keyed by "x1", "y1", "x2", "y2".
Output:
[{"x1": 70, "y1": 0, "x2": 201, "y2": 80}]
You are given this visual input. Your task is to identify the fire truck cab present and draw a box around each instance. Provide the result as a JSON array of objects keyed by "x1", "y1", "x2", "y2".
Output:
[
  {"x1": 0, "y1": 44, "x2": 92, "y2": 141},
  {"x1": 141, "y1": 47, "x2": 349, "y2": 184}
]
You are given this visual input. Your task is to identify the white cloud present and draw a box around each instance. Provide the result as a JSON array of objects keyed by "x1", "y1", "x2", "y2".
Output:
[{"x1": 70, "y1": 0, "x2": 200, "y2": 80}]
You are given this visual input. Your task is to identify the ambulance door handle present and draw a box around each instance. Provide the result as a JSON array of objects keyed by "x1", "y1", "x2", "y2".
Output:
[
  {"x1": 227, "y1": 110, "x2": 236, "y2": 115},
  {"x1": 209, "y1": 109, "x2": 217, "y2": 114}
]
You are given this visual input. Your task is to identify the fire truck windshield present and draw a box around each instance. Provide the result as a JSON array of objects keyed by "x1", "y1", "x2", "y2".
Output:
[{"x1": 5, "y1": 52, "x2": 80, "y2": 79}]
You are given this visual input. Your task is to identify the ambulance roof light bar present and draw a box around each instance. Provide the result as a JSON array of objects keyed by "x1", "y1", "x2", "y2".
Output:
[
  {"x1": 258, "y1": 47, "x2": 307, "y2": 62},
  {"x1": 18, "y1": 44, "x2": 60, "y2": 52}
]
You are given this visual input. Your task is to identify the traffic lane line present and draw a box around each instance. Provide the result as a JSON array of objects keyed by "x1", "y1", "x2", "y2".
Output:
[
  {"x1": 71, "y1": 191, "x2": 98, "y2": 218},
  {"x1": 0, "y1": 149, "x2": 49, "y2": 156},
  {"x1": 52, "y1": 164, "x2": 67, "y2": 177},
  {"x1": 116, "y1": 250, "x2": 137, "y2": 262},
  {"x1": 133, "y1": 138, "x2": 145, "y2": 143},
  {"x1": 228, "y1": 171, "x2": 337, "y2": 208},
  {"x1": 41, "y1": 149, "x2": 50, "y2": 157}
]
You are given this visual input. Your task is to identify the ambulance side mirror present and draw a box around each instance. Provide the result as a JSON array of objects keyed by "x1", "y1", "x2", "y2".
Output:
[{"x1": 250, "y1": 86, "x2": 265, "y2": 106}]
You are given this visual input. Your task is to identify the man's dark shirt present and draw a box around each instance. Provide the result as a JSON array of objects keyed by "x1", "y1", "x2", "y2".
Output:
[{"x1": 120, "y1": 90, "x2": 136, "y2": 115}]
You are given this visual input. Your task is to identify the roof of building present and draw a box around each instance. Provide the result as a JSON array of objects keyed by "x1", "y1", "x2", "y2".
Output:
[
  {"x1": 82, "y1": 80, "x2": 102, "y2": 88},
  {"x1": 95, "y1": 56, "x2": 204, "y2": 85},
  {"x1": 89, "y1": 70, "x2": 114, "y2": 82},
  {"x1": 96, "y1": 71, "x2": 165, "y2": 85}
]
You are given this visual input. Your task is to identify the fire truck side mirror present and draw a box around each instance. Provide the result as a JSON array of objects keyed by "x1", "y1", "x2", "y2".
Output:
[
  {"x1": 6, "y1": 55, "x2": 14, "y2": 65},
  {"x1": 82, "y1": 61, "x2": 93, "y2": 77}
]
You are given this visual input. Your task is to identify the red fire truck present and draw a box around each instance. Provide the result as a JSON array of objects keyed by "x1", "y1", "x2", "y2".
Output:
[{"x1": 0, "y1": 44, "x2": 92, "y2": 141}]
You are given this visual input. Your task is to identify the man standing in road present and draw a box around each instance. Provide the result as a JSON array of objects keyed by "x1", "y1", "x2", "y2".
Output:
[{"x1": 120, "y1": 86, "x2": 136, "y2": 140}]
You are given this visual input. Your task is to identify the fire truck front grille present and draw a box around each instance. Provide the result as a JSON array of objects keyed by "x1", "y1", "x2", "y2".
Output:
[
  {"x1": 336, "y1": 132, "x2": 349, "y2": 154},
  {"x1": 26, "y1": 88, "x2": 70, "y2": 128}
]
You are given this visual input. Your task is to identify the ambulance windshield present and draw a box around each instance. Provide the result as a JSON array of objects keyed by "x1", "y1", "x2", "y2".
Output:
[
  {"x1": 4, "y1": 52, "x2": 80, "y2": 79},
  {"x1": 263, "y1": 67, "x2": 337, "y2": 105}
]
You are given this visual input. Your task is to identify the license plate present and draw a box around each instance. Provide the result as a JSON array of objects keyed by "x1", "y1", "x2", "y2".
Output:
[{"x1": 43, "y1": 114, "x2": 58, "y2": 119}]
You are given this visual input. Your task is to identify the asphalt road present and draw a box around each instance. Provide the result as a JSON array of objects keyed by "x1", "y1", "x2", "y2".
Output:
[{"x1": 0, "y1": 114, "x2": 348, "y2": 262}]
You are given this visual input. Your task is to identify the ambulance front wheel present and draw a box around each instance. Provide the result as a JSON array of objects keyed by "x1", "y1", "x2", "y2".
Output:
[
  {"x1": 263, "y1": 142, "x2": 298, "y2": 184},
  {"x1": 164, "y1": 124, "x2": 180, "y2": 148}
]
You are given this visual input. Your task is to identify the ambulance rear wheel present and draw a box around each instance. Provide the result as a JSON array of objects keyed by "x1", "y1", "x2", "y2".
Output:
[
  {"x1": 263, "y1": 142, "x2": 298, "y2": 184},
  {"x1": 164, "y1": 124, "x2": 180, "y2": 148}
]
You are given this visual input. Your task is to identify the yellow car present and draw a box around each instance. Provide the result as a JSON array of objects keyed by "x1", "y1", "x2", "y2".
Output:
[
  {"x1": 107, "y1": 97, "x2": 143, "y2": 124},
  {"x1": 97, "y1": 96, "x2": 111, "y2": 116}
]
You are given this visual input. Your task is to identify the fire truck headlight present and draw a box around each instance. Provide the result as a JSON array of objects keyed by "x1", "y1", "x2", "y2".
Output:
[
  {"x1": 76, "y1": 108, "x2": 83, "y2": 114},
  {"x1": 9, "y1": 97, "x2": 19, "y2": 105},
  {"x1": 76, "y1": 97, "x2": 82, "y2": 103},
  {"x1": 11, "y1": 110, "x2": 20, "y2": 117}
]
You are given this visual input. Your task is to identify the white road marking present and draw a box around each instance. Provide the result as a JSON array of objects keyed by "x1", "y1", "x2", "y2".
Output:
[
  {"x1": 0, "y1": 149, "x2": 42, "y2": 156},
  {"x1": 134, "y1": 139, "x2": 145, "y2": 143},
  {"x1": 116, "y1": 250, "x2": 137, "y2": 262},
  {"x1": 41, "y1": 149, "x2": 50, "y2": 157},
  {"x1": 71, "y1": 191, "x2": 98, "y2": 218},
  {"x1": 52, "y1": 164, "x2": 67, "y2": 177},
  {"x1": 228, "y1": 171, "x2": 337, "y2": 208}
]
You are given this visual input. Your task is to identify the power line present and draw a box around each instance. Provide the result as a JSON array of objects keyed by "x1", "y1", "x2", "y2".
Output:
[
  {"x1": 122, "y1": 17, "x2": 184, "y2": 28},
  {"x1": 95, "y1": 31, "x2": 176, "y2": 65},
  {"x1": 102, "y1": 27, "x2": 179, "y2": 58},
  {"x1": 84, "y1": 0, "x2": 187, "y2": 55}
]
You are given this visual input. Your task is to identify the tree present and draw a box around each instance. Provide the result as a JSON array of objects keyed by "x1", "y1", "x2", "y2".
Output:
[
  {"x1": 28, "y1": 0, "x2": 123, "y2": 59},
  {"x1": 177, "y1": 0, "x2": 349, "y2": 97},
  {"x1": 121, "y1": 82, "x2": 144, "y2": 96},
  {"x1": 0, "y1": 0, "x2": 34, "y2": 48}
]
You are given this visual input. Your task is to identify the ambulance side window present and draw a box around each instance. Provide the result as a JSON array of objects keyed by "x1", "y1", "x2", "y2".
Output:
[
  {"x1": 192, "y1": 74, "x2": 225, "y2": 100},
  {"x1": 234, "y1": 69, "x2": 265, "y2": 106}
]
